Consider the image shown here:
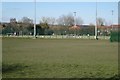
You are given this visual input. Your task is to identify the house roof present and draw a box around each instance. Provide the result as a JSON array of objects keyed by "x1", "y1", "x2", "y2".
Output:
[
  {"x1": 97, "y1": 24, "x2": 120, "y2": 29},
  {"x1": 69, "y1": 25, "x2": 80, "y2": 30}
]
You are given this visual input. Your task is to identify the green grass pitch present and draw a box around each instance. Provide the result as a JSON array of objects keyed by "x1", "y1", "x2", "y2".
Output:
[{"x1": 2, "y1": 37, "x2": 118, "y2": 78}]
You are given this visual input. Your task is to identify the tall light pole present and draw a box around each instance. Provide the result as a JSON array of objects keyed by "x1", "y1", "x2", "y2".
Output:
[
  {"x1": 111, "y1": 10, "x2": 114, "y2": 31},
  {"x1": 74, "y1": 12, "x2": 76, "y2": 26},
  {"x1": 73, "y1": 12, "x2": 77, "y2": 37},
  {"x1": 33, "y1": 0, "x2": 36, "y2": 39},
  {"x1": 95, "y1": 1, "x2": 98, "y2": 40}
]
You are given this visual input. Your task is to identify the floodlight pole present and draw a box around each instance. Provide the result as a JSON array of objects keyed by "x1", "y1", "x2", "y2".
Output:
[
  {"x1": 74, "y1": 12, "x2": 76, "y2": 26},
  {"x1": 111, "y1": 10, "x2": 114, "y2": 31},
  {"x1": 33, "y1": 0, "x2": 36, "y2": 39},
  {"x1": 74, "y1": 12, "x2": 77, "y2": 38},
  {"x1": 95, "y1": 1, "x2": 98, "y2": 40}
]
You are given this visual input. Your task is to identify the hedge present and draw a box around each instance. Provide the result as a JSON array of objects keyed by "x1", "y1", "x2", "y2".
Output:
[{"x1": 110, "y1": 31, "x2": 120, "y2": 42}]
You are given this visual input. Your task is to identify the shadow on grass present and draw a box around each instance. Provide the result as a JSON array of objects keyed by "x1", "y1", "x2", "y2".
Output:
[
  {"x1": 2, "y1": 63, "x2": 29, "y2": 73},
  {"x1": 1, "y1": 76, "x2": 120, "y2": 80},
  {"x1": 107, "y1": 75, "x2": 120, "y2": 80}
]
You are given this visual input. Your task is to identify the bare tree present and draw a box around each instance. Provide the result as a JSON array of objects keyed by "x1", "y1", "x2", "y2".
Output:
[
  {"x1": 40, "y1": 17, "x2": 48, "y2": 23},
  {"x1": 57, "y1": 13, "x2": 74, "y2": 26},
  {"x1": 76, "y1": 17, "x2": 83, "y2": 25},
  {"x1": 18, "y1": 17, "x2": 33, "y2": 35},
  {"x1": 48, "y1": 17, "x2": 56, "y2": 26},
  {"x1": 57, "y1": 13, "x2": 83, "y2": 26},
  {"x1": 19, "y1": 17, "x2": 33, "y2": 25},
  {"x1": 40, "y1": 17, "x2": 56, "y2": 26},
  {"x1": 20, "y1": 17, "x2": 33, "y2": 24},
  {"x1": 97, "y1": 17, "x2": 105, "y2": 26}
]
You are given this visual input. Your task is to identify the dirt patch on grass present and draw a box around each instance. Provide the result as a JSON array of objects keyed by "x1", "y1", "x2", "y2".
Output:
[{"x1": 2, "y1": 63, "x2": 29, "y2": 73}]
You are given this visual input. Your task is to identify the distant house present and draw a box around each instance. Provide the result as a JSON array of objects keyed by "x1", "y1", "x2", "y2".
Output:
[
  {"x1": 69, "y1": 25, "x2": 80, "y2": 30},
  {"x1": 69, "y1": 24, "x2": 93, "y2": 30},
  {"x1": 112, "y1": 24, "x2": 120, "y2": 30},
  {"x1": 98, "y1": 24, "x2": 120, "y2": 31}
]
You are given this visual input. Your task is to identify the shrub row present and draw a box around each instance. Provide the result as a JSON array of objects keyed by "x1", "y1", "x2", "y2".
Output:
[{"x1": 110, "y1": 31, "x2": 120, "y2": 42}]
